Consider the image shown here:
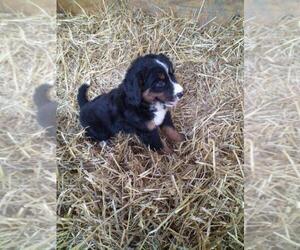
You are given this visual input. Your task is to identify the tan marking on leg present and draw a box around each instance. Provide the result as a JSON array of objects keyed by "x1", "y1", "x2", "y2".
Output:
[
  {"x1": 161, "y1": 126, "x2": 185, "y2": 143},
  {"x1": 145, "y1": 120, "x2": 156, "y2": 130}
]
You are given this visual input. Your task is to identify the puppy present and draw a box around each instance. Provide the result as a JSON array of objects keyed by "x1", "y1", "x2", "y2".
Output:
[{"x1": 77, "y1": 53, "x2": 184, "y2": 153}]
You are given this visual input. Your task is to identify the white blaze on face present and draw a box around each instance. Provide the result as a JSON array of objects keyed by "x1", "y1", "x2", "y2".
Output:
[{"x1": 155, "y1": 59, "x2": 183, "y2": 97}]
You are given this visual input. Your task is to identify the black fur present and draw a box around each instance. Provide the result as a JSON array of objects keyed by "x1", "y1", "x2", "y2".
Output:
[
  {"x1": 77, "y1": 53, "x2": 183, "y2": 151},
  {"x1": 77, "y1": 84, "x2": 90, "y2": 108}
]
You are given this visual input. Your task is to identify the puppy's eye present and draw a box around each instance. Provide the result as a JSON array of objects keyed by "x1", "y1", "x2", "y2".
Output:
[
  {"x1": 156, "y1": 81, "x2": 165, "y2": 88},
  {"x1": 158, "y1": 72, "x2": 165, "y2": 80}
]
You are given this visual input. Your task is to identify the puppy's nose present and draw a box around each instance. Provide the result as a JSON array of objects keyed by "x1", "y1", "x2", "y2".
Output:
[{"x1": 176, "y1": 92, "x2": 184, "y2": 99}]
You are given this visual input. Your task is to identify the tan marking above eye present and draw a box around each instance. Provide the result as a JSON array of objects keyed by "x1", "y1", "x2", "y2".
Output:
[{"x1": 158, "y1": 73, "x2": 165, "y2": 80}]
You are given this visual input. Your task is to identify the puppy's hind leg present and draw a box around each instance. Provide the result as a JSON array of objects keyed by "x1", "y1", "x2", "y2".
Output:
[{"x1": 85, "y1": 127, "x2": 112, "y2": 144}]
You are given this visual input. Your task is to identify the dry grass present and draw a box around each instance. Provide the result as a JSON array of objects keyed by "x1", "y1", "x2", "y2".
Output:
[
  {"x1": 56, "y1": 4, "x2": 243, "y2": 249},
  {"x1": 244, "y1": 17, "x2": 300, "y2": 249},
  {"x1": 0, "y1": 14, "x2": 56, "y2": 249}
]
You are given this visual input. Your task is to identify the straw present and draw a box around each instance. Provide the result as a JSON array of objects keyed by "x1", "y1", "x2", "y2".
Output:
[{"x1": 56, "y1": 4, "x2": 244, "y2": 249}]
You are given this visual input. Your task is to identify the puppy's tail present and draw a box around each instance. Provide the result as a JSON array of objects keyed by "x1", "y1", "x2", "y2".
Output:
[
  {"x1": 33, "y1": 84, "x2": 53, "y2": 107},
  {"x1": 77, "y1": 83, "x2": 90, "y2": 109}
]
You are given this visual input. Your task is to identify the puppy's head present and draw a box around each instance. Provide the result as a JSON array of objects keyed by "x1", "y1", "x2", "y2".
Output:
[{"x1": 123, "y1": 53, "x2": 183, "y2": 107}]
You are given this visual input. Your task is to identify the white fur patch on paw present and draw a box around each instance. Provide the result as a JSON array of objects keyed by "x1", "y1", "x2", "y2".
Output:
[{"x1": 99, "y1": 141, "x2": 107, "y2": 147}]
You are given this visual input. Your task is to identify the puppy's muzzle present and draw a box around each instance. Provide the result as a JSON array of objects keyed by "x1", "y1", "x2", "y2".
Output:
[
  {"x1": 165, "y1": 89, "x2": 184, "y2": 108},
  {"x1": 173, "y1": 83, "x2": 184, "y2": 99}
]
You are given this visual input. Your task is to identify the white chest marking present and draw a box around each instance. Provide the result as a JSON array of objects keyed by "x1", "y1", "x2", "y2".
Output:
[{"x1": 152, "y1": 102, "x2": 167, "y2": 126}]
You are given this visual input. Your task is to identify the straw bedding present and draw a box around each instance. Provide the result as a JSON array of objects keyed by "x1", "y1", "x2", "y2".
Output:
[
  {"x1": 57, "y1": 4, "x2": 243, "y2": 249},
  {"x1": 0, "y1": 15, "x2": 56, "y2": 249},
  {"x1": 244, "y1": 17, "x2": 300, "y2": 249}
]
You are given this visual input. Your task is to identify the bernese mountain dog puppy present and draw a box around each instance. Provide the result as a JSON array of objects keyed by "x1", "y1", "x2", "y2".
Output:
[{"x1": 77, "y1": 53, "x2": 184, "y2": 153}]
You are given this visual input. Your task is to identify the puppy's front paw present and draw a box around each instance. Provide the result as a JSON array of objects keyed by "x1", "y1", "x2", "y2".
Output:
[
  {"x1": 162, "y1": 126, "x2": 185, "y2": 143},
  {"x1": 174, "y1": 133, "x2": 185, "y2": 143},
  {"x1": 160, "y1": 142, "x2": 173, "y2": 155},
  {"x1": 170, "y1": 132, "x2": 185, "y2": 143}
]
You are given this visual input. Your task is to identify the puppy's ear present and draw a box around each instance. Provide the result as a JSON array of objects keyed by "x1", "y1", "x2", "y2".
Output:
[{"x1": 123, "y1": 71, "x2": 143, "y2": 106}]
